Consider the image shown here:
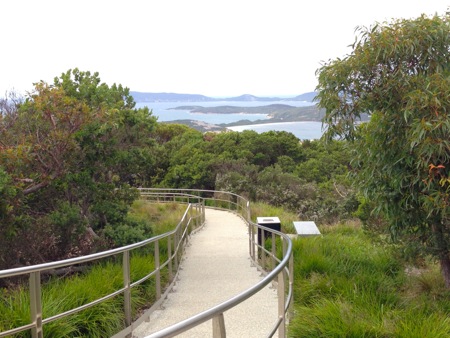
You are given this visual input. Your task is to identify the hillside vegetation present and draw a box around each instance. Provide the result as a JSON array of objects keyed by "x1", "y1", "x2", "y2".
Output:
[
  {"x1": 1, "y1": 202, "x2": 448, "y2": 337},
  {"x1": 0, "y1": 69, "x2": 354, "y2": 271},
  {"x1": 0, "y1": 67, "x2": 448, "y2": 335}
]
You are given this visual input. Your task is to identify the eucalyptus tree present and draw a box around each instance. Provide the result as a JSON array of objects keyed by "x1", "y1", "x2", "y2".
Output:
[{"x1": 316, "y1": 14, "x2": 450, "y2": 287}]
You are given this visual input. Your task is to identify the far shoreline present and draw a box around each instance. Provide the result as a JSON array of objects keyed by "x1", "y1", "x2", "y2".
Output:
[
  {"x1": 227, "y1": 120, "x2": 323, "y2": 130},
  {"x1": 226, "y1": 121, "x2": 325, "y2": 140}
]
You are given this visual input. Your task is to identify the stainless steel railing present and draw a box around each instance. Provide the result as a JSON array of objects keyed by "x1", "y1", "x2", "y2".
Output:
[
  {"x1": 138, "y1": 189, "x2": 294, "y2": 338},
  {"x1": 0, "y1": 189, "x2": 293, "y2": 338},
  {"x1": 0, "y1": 191, "x2": 204, "y2": 338}
]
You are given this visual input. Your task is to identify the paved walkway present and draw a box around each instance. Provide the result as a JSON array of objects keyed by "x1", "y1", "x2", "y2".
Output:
[{"x1": 133, "y1": 209, "x2": 278, "y2": 337}]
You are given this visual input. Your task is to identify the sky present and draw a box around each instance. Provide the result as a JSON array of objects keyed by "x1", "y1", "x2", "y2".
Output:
[{"x1": 1, "y1": 1, "x2": 448, "y2": 97}]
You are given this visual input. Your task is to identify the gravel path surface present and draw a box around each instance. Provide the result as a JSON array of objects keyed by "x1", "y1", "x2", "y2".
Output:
[{"x1": 133, "y1": 209, "x2": 278, "y2": 338}]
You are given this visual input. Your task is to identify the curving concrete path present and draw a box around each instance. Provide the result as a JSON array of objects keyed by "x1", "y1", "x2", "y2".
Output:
[{"x1": 133, "y1": 209, "x2": 278, "y2": 338}]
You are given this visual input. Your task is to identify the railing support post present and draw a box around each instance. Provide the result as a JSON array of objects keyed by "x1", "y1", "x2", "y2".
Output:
[
  {"x1": 202, "y1": 200, "x2": 206, "y2": 224},
  {"x1": 123, "y1": 251, "x2": 132, "y2": 328},
  {"x1": 174, "y1": 227, "x2": 179, "y2": 271},
  {"x1": 249, "y1": 223, "x2": 253, "y2": 261},
  {"x1": 168, "y1": 236, "x2": 173, "y2": 282},
  {"x1": 288, "y1": 253, "x2": 294, "y2": 322},
  {"x1": 30, "y1": 271, "x2": 43, "y2": 338},
  {"x1": 261, "y1": 230, "x2": 266, "y2": 269},
  {"x1": 277, "y1": 269, "x2": 286, "y2": 338},
  {"x1": 271, "y1": 232, "x2": 276, "y2": 271},
  {"x1": 155, "y1": 241, "x2": 161, "y2": 300},
  {"x1": 212, "y1": 313, "x2": 226, "y2": 338}
]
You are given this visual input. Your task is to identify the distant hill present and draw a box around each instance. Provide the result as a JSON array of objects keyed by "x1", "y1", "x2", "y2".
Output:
[
  {"x1": 292, "y1": 92, "x2": 318, "y2": 102},
  {"x1": 130, "y1": 92, "x2": 213, "y2": 102},
  {"x1": 224, "y1": 94, "x2": 287, "y2": 102},
  {"x1": 130, "y1": 91, "x2": 318, "y2": 103}
]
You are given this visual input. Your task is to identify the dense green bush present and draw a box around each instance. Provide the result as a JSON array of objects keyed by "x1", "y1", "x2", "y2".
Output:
[
  {"x1": 0, "y1": 70, "x2": 157, "y2": 269},
  {"x1": 103, "y1": 214, "x2": 153, "y2": 247},
  {"x1": 154, "y1": 126, "x2": 358, "y2": 225}
]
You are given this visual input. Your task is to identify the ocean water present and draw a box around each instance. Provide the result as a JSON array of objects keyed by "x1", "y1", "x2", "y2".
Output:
[
  {"x1": 228, "y1": 122, "x2": 324, "y2": 140},
  {"x1": 135, "y1": 101, "x2": 323, "y2": 139}
]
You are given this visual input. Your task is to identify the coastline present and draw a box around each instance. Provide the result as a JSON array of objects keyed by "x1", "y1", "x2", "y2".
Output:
[
  {"x1": 226, "y1": 121, "x2": 324, "y2": 140},
  {"x1": 227, "y1": 120, "x2": 324, "y2": 130}
]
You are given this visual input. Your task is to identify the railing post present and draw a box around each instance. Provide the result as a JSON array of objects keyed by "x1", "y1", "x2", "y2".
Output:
[
  {"x1": 271, "y1": 232, "x2": 276, "y2": 271},
  {"x1": 252, "y1": 225, "x2": 256, "y2": 262},
  {"x1": 261, "y1": 230, "x2": 266, "y2": 269},
  {"x1": 123, "y1": 251, "x2": 132, "y2": 328},
  {"x1": 30, "y1": 271, "x2": 43, "y2": 338},
  {"x1": 186, "y1": 211, "x2": 191, "y2": 245},
  {"x1": 193, "y1": 204, "x2": 196, "y2": 232},
  {"x1": 212, "y1": 313, "x2": 226, "y2": 338},
  {"x1": 247, "y1": 202, "x2": 255, "y2": 262},
  {"x1": 192, "y1": 204, "x2": 196, "y2": 231},
  {"x1": 288, "y1": 251, "x2": 294, "y2": 322},
  {"x1": 155, "y1": 241, "x2": 161, "y2": 300},
  {"x1": 168, "y1": 236, "x2": 173, "y2": 282},
  {"x1": 248, "y1": 222, "x2": 253, "y2": 260},
  {"x1": 174, "y1": 227, "x2": 179, "y2": 271},
  {"x1": 202, "y1": 200, "x2": 206, "y2": 224},
  {"x1": 197, "y1": 203, "x2": 200, "y2": 229},
  {"x1": 277, "y1": 268, "x2": 286, "y2": 338}
]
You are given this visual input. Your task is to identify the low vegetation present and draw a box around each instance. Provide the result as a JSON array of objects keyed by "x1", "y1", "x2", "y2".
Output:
[
  {"x1": 0, "y1": 202, "x2": 186, "y2": 336},
  {"x1": 250, "y1": 204, "x2": 449, "y2": 337},
  {"x1": 1, "y1": 200, "x2": 448, "y2": 336},
  {"x1": 290, "y1": 224, "x2": 450, "y2": 337}
]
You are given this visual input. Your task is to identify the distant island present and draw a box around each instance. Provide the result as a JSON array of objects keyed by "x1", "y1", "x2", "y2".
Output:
[
  {"x1": 169, "y1": 104, "x2": 322, "y2": 119},
  {"x1": 172, "y1": 103, "x2": 324, "y2": 122},
  {"x1": 160, "y1": 104, "x2": 327, "y2": 133},
  {"x1": 130, "y1": 91, "x2": 332, "y2": 133},
  {"x1": 130, "y1": 91, "x2": 318, "y2": 103}
]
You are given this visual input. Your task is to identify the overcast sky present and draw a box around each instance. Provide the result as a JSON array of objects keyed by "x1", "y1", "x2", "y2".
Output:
[{"x1": 1, "y1": 1, "x2": 448, "y2": 97}]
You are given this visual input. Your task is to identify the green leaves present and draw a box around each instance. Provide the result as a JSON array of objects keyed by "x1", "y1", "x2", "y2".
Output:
[
  {"x1": 0, "y1": 70, "x2": 160, "y2": 267},
  {"x1": 317, "y1": 12, "x2": 450, "y2": 286}
]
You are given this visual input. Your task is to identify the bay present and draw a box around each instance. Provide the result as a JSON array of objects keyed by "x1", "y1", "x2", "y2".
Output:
[
  {"x1": 228, "y1": 122, "x2": 324, "y2": 140},
  {"x1": 135, "y1": 100, "x2": 323, "y2": 139}
]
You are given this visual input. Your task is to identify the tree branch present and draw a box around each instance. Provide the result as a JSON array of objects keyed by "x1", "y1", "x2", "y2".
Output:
[{"x1": 23, "y1": 181, "x2": 49, "y2": 195}]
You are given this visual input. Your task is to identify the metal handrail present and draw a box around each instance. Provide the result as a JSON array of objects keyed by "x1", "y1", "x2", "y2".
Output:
[
  {"x1": 139, "y1": 189, "x2": 294, "y2": 338},
  {"x1": 0, "y1": 192, "x2": 204, "y2": 338},
  {"x1": 0, "y1": 189, "x2": 293, "y2": 338},
  {"x1": 145, "y1": 227, "x2": 293, "y2": 338}
]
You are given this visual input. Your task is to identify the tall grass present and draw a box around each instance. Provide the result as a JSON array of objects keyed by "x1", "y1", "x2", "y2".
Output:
[
  {"x1": 288, "y1": 222, "x2": 450, "y2": 337},
  {"x1": 131, "y1": 200, "x2": 185, "y2": 235},
  {"x1": 0, "y1": 202, "x2": 186, "y2": 337},
  {"x1": 2, "y1": 201, "x2": 448, "y2": 337},
  {"x1": 0, "y1": 261, "x2": 126, "y2": 337}
]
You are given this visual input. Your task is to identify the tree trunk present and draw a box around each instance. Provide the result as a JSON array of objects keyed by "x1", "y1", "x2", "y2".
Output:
[
  {"x1": 432, "y1": 222, "x2": 450, "y2": 289},
  {"x1": 440, "y1": 253, "x2": 450, "y2": 289}
]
